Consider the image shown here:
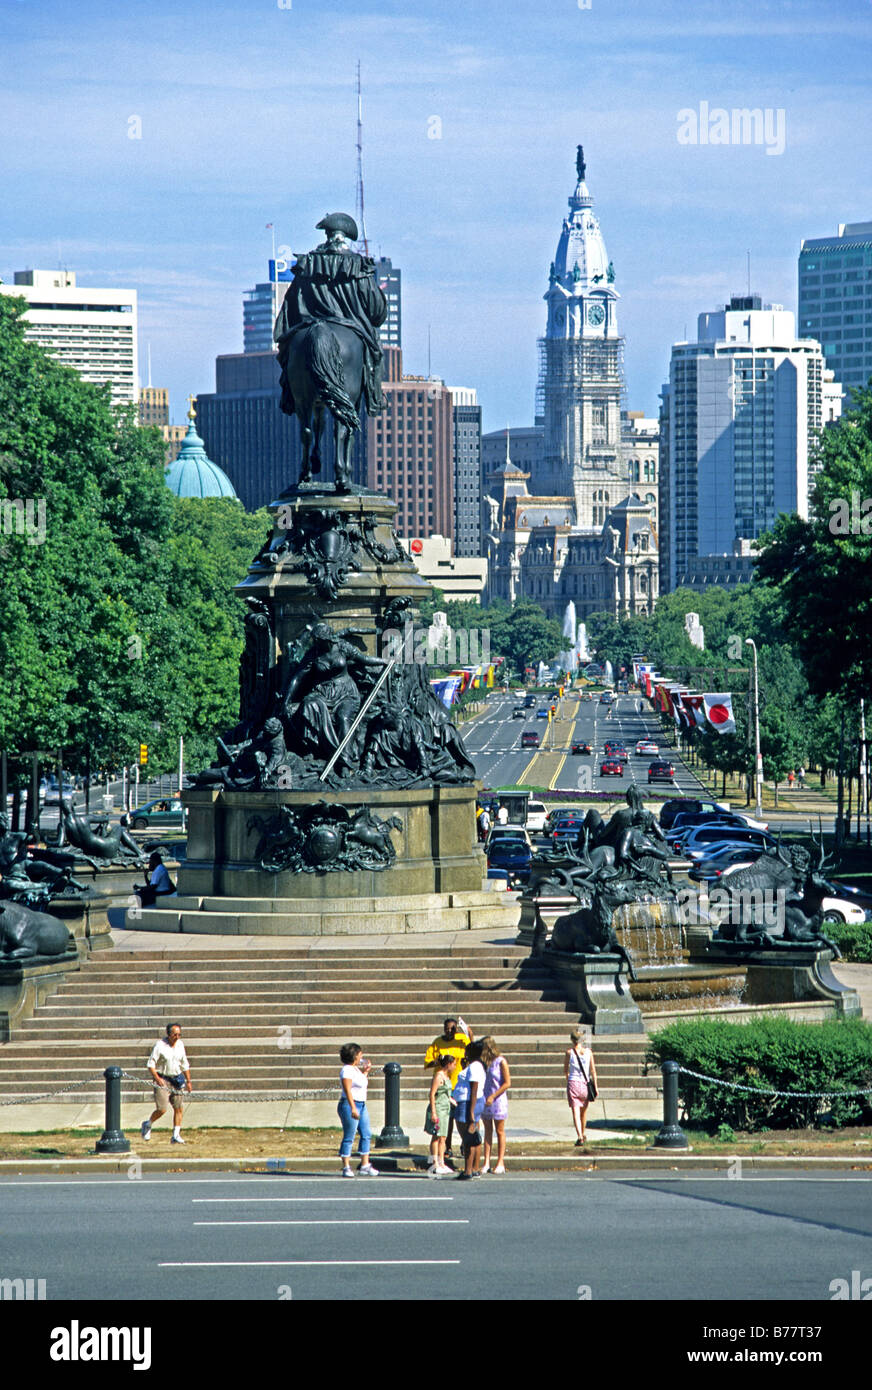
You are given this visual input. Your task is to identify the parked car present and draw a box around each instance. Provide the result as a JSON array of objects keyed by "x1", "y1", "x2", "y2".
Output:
[
  {"x1": 647, "y1": 760, "x2": 676, "y2": 784},
  {"x1": 600, "y1": 759, "x2": 625, "y2": 777},
  {"x1": 486, "y1": 824, "x2": 532, "y2": 849},
  {"x1": 659, "y1": 797, "x2": 731, "y2": 830},
  {"x1": 43, "y1": 778, "x2": 76, "y2": 804},
  {"x1": 679, "y1": 826, "x2": 776, "y2": 860},
  {"x1": 521, "y1": 730, "x2": 540, "y2": 748},
  {"x1": 121, "y1": 798, "x2": 186, "y2": 830},
  {"x1": 635, "y1": 739, "x2": 659, "y2": 756},
  {"x1": 571, "y1": 742, "x2": 593, "y2": 755},
  {"x1": 543, "y1": 806, "x2": 585, "y2": 835},
  {"x1": 486, "y1": 838, "x2": 532, "y2": 885},
  {"x1": 825, "y1": 880, "x2": 872, "y2": 914},
  {"x1": 549, "y1": 816, "x2": 586, "y2": 845},
  {"x1": 670, "y1": 810, "x2": 762, "y2": 836},
  {"x1": 688, "y1": 845, "x2": 762, "y2": 883},
  {"x1": 525, "y1": 800, "x2": 548, "y2": 833},
  {"x1": 511, "y1": 707, "x2": 526, "y2": 718}
]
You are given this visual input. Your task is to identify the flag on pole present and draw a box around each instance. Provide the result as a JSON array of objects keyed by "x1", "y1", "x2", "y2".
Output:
[
  {"x1": 703, "y1": 692, "x2": 736, "y2": 735},
  {"x1": 682, "y1": 693, "x2": 707, "y2": 728}
]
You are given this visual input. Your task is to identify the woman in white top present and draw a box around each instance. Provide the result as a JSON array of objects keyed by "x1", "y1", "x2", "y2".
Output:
[
  {"x1": 338, "y1": 1043, "x2": 379, "y2": 1177},
  {"x1": 564, "y1": 1028, "x2": 597, "y2": 1145},
  {"x1": 454, "y1": 1042, "x2": 487, "y2": 1179}
]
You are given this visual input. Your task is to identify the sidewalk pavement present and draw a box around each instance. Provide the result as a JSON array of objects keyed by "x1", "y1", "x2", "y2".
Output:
[{"x1": 0, "y1": 1096, "x2": 660, "y2": 1139}]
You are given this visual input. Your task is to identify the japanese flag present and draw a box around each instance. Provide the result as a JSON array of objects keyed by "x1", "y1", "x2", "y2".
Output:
[{"x1": 703, "y1": 693, "x2": 736, "y2": 735}]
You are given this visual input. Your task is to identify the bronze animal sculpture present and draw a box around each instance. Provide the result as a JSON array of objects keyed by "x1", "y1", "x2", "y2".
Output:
[
  {"x1": 0, "y1": 900, "x2": 72, "y2": 959},
  {"x1": 712, "y1": 822, "x2": 841, "y2": 955}
]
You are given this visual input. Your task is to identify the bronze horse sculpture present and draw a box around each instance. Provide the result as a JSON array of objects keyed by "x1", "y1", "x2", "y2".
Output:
[{"x1": 274, "y1": 213, "x2": 387, "y2": 492}]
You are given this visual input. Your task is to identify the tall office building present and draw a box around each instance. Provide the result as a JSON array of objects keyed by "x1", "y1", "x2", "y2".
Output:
[
  {"x1": 138, "y1": 386, "x2": 170, "y2": 427},
  {"x1": 449, "y1": 387, "x2": 482, "y2": 557},
  {"x1": 375, "y1": 256, "x2": 401, "y2": 348},
  {"x1": 665, "y1": 296, "x2": 841, "y2": 591},
  {"x1": 366, "y1": 348, "x2": 453, "y2": 539},
  {"x1": 243, "y1": 260, "x2": 294, "y2": 354},
  {"x1": 799, "y1": 221, "x2": 872, "y2": 394},
  {"x1": 0, "y1": 269, "x2": 137, "y2": 406}
]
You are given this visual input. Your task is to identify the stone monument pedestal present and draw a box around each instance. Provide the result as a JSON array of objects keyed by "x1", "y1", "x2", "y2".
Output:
[
  {"x1": 542, "y1": 950, "x2": 645, "y2": 1035},
  {"x1": 0, "y1": 947, "x2": 79, "y2": 1042},
  {"x1": 705, "y1": 944, "x2": 862, "y2": 1017}
]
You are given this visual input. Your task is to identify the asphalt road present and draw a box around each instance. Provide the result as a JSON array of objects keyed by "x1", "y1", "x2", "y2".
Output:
[
  {"x1": 464, "y1": 693, "x2": 837, "y2": 834},
  {"x1": 464, "y1": 691, "x2": 709, "y2": 798},
  {"x1": 3, "y1": 1171, "x2": 871, "y2": 1302}
]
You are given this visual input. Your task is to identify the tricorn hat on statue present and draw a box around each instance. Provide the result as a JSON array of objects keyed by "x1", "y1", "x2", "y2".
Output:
[{"x1": 316, "y1": 212, "x2": 359, "y2": 240}]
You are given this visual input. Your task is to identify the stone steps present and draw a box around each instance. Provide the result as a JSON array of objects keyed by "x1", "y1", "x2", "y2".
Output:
[{"x1": 0, "y1": 944, "x2": 660, "y2": 1100}]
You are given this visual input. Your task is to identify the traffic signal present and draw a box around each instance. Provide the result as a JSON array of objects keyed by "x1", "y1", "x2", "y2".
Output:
[{"x1": 139, "y1": 744, "x2": 148, "y2": 765}]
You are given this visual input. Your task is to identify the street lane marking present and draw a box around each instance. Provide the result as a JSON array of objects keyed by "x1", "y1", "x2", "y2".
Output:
[
  {"x1": 192, "y1": 1196, "x2": 454, "y2": 1203},
  {"x1": 194, "y1": 1219, "x2": 469, "y2": 1226},
  {"x1": 159, "y1": 1260, "x2": 461, "y2": 1268}
]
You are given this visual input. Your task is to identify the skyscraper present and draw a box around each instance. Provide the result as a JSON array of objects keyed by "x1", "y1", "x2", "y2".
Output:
[
  {"x1": 0, "y1": 268, "x2": 137, "y2": 406},
  {"x1": 799, "y1": 221, "x2": 872, "y2": 395},
  {"x1": 366, "y1": 348, "x2": 453, "y2": 539},
  {"x1": 665, "y1": 296, "x2": 841, "y2": 591},
  {"x1": 243, "y1": 260, "x2": 293, "y2": 354},
  {"x1": 449, "y1": 387, "x2": 482, "y2": 557},
  {"x1": 375, "y1": 256, "x2": 401, "y2": 348}
]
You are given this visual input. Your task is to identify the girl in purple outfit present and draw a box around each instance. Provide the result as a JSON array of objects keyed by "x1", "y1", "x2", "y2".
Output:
[{"x1": 480, "y1": 1036, "x2": 511, "y2": 1173}]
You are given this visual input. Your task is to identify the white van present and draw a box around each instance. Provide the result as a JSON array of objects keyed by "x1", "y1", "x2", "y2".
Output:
[{"x1": 526, "y1": 800, "x2": 548, "y2": 833}]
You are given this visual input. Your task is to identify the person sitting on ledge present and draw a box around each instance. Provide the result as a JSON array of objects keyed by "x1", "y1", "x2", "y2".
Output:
[{"x1": 133, "y1": 851, "x2": 177, "y2": 908}]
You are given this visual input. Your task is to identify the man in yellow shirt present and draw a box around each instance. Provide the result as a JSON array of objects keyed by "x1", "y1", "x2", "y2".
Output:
[{"x1": 424, "y1": 1017, "x2": 474, "y2": 1158}]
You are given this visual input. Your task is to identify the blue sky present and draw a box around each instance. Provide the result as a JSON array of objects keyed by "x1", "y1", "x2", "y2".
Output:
[{"x1": 2, "y1": 0, "x2": 870, "y2": 430}]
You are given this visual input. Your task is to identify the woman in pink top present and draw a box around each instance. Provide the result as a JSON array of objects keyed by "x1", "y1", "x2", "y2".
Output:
[
  {"x1": 564, "y1": 1028, "x2": 597, "y2": 1145},
  {"x1": 480, "y1": 1036, "x2": 511, "y2": 1174}
]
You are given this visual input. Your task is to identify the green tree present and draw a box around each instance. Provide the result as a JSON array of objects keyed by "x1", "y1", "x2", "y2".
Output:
[{"x1": 755, "y1": 385, "x2": 872, "y2": 704}]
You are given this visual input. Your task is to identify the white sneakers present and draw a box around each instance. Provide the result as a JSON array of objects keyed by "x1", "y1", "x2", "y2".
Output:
[
  {"x1": 140, "y1": 1122, "x2": 151, "y2": 1141},
  {"x1": 171, "y1": 1134, "x2": 185, "y2": 1144},
  {"x1": 358, "y1": 1164, "x2": 379, "y2": 1176},
  {"x1": 342, "y1": 1166, "x2": 355, "y2": 1178}
]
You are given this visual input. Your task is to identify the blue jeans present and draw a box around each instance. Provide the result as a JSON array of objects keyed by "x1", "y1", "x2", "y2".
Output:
[{"x1": 338, "y1": 1097, "x2": 371, "y2": 1158}]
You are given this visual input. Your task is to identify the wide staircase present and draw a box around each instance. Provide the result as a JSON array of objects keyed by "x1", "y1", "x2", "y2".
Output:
[{"x1": 0, "y1": 946, "x2": 659, "y2": 1105}]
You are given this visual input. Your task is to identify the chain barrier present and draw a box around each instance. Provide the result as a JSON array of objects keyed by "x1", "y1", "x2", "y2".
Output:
[
  {"x1": 2, "y1": 1072, "x2": 337, "y2": 1106},
  {"x1": 0, "y1": 1075, "x2": 106, "y2": 1106},
  {"x1": 677, "y1": 1064, "x2": 872, "y2": 1102}
]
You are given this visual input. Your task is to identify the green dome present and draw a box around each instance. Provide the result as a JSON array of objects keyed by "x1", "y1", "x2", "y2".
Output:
[{"x1": 165, "y1": 420, "x2": 238, "y2": 500}]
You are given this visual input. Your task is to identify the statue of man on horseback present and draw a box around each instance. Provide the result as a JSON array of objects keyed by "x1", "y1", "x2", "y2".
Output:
[{"x1": 274, "y1": 213, "x2": 387, "y2": 492}]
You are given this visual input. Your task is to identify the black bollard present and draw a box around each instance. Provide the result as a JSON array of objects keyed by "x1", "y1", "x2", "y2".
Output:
[
  {"x1": 95, "y1": 1066, "x2": 131, "y2": 1154},
  {"x1": 653, "y1": 1060, "x2": 690, "y2": 1150},
  {"x1": 375, "y1": 1061, "x2": 409, "y2": 1148}
]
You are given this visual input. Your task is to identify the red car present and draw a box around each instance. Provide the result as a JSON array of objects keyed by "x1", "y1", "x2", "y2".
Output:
[
  {"x1": 600, "y1": 759, "x2": 625, "y2": 777},
  {"x1": 648, "y1": 760, "x2": 676, "y2": 783}
]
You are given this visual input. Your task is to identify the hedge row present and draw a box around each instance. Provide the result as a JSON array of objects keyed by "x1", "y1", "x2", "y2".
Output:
[
  {"x1": 825, "y1": 920, "x2": 872, "y2": 963},
  {"x1": 648, "y1": 1017, "x2": 872, "y2": 1131}
]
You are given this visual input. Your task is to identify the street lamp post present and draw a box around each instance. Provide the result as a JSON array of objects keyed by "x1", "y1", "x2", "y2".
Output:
[{"x1": 746, "y1": 639, "x2": 763, "y2": 819}]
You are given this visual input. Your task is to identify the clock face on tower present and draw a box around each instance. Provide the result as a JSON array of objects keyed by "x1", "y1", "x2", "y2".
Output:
[{"x1": 586, "y1": 301, "x2": 605, "y2": 327}]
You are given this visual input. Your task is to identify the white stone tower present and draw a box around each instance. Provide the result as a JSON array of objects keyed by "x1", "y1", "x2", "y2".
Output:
[{"x1": 536, "y1": 147, "x2": 627, "y2": 524}]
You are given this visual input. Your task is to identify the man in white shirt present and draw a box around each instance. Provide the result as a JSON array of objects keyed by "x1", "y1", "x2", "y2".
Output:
[{"x1": 141, "y1": 1022, "x2": 192, "y2": 1145}]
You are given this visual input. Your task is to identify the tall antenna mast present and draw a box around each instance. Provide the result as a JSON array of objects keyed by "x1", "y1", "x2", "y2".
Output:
[{"x1": 355, "y1": 60, "x2": 369, "y2": 255}]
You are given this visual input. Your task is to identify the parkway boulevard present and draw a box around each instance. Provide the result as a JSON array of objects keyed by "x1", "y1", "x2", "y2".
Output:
[{"x1": 3, "y1": 1170, "x2": 872, "y2": 1302}]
